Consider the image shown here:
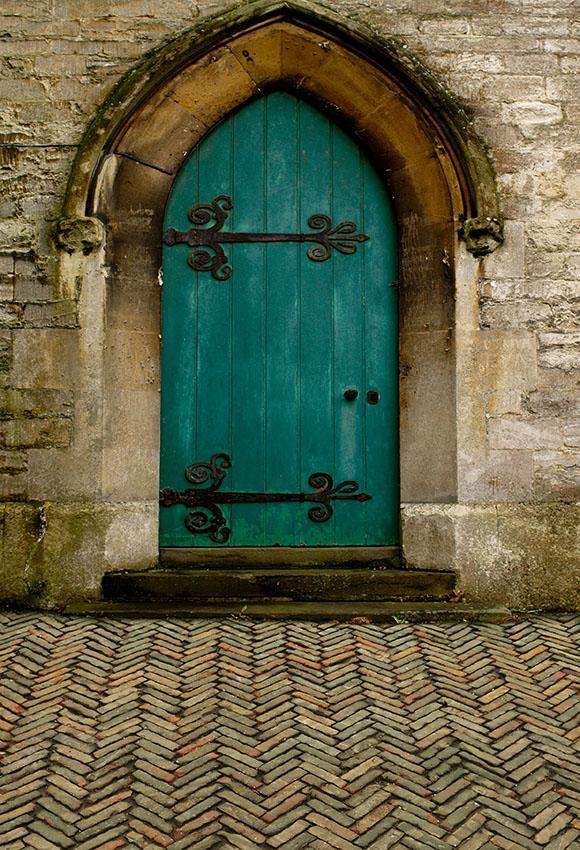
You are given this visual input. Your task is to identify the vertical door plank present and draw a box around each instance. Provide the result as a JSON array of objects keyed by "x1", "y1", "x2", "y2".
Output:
[
  {"x1": 362, "y1": 157, "x2": 399, "y2": 545},
  {"x1": 264, "y1": 93, "x2": 301, "y2": 545},
  {"x1": 159, "y1": 149, "x2": 200, "y2": 545},
  {"x1": 297, "y1": 99, "x2": 335, "y2": 545},
  {"x1": 230, "y1": 98, "x2": 267, "y2": 545},
  {"x1": 331, "y1": 130, "x2": 366, "y2": 546},
  {"x1": 195, "y1": 120, "x2": 234, "y2": 544}
]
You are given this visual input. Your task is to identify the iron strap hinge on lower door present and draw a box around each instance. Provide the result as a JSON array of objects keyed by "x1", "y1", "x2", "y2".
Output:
[
  {"x1": 159, "y1": 453, "x2": 371, "y2": 544},
  {"x1": 162, "y1": 195, "x2": 369, "y2": 282}
]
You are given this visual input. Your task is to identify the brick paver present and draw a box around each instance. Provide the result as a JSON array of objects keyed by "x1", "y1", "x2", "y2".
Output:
[{"x1": 0, "y1": 612, "x2": 578, "y2": 849}]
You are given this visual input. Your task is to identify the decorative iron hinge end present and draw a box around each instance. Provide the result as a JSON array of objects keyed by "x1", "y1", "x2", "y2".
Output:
[
  {"x1": 160, "y1": 453, "x2": 371, "y2": 542},
  {"x1": 163, "y1": 196, "x2": 369, "y2": 281}
]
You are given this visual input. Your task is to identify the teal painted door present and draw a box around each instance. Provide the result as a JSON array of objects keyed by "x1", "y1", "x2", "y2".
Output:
[{"x1": 159, "y1": 92, "x2": 398, "y2": 548}]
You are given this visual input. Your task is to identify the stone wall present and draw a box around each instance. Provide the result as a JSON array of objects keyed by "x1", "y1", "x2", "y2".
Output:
[{"x1": 0, "y1": 0, "x2": 578, "y2": 609}]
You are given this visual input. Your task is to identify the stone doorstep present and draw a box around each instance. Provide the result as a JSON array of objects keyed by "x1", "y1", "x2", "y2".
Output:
[
  {"x1": 101, "y1": 567, "x2": 457, "y2": 603},
  {"x1": 60, "y1": 599, "x2": 513, "y2": 623},
  {"x1": 95, "y1": 565, "x2": 513, "y2": 622}
]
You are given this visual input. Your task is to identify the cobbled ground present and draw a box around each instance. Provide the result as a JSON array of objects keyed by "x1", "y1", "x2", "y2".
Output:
[{"x1": 0, "y1": 612, "x2": 578, "y2": 849}]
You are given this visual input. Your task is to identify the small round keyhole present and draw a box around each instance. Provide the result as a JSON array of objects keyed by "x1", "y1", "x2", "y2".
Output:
[
  {"x1": 344, "y1": 388, "x2": 359, "y2": 401},
  {"x1": 366, "y1": 389, "x2": 380, "y2": 405}
]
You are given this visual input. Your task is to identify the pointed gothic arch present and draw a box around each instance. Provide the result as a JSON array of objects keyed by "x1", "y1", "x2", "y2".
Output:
[{"x1": 49, "y1": 2, "x2": 505, "y2": 591}]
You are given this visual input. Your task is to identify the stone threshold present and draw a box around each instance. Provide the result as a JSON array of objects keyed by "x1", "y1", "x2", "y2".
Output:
[{"x1": 159, "y1": 546, "x2": 402, "y2": 569}]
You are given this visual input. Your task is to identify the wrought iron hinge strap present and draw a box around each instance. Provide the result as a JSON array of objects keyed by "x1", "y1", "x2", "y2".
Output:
[
  {"x1": 160, "y1": 453, "x2": 371, "y2": 544},
  {"x1": 163, "y1": 195, "x2": 369, "y2": 282}
]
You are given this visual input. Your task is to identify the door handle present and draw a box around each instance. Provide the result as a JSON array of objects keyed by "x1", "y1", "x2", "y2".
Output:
[
  {"x1": 343, "y1": 388, "x2": 359, "y2": 401},
  {"x1": 366, "y1": 389, "x2": 380, "y2": 404}
]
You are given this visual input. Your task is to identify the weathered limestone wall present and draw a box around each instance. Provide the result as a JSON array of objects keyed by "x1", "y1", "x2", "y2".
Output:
[{"x1": 0, "y1": 0, "x2": 578, "y2": 609}]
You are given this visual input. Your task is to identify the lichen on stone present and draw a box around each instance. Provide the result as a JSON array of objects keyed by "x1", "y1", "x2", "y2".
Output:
[{"x1": 53, "y1": 217, "x2": 104, "y2": 256}]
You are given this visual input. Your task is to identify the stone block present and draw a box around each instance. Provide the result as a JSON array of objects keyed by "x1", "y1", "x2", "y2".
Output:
[
  {"x1": 486, "y1": 388, "x2": 525, "y2": 416},
  {"x1": 27, "y1": 446, "x2": 102, "y2": 500},
  {"x1": 228, "y1": 23, "x2": 284, "y2": 87},
  {"x1": 563, "y1": 423, "x2": 580, "y2": 448},
  {"x1": 102, "y1": 445, "x2": 159, "y2": 502},
  {"x1": 544, "y1": 38, "x2": 580, "y2": 55},
  {"x1": 0, "y1": 470, "x2": 28, "y2": 498},
  {"x1": 526, "y1": 220, "x2": 580, "y2": 253},
  {"x1": 525, "y1": 249, "x2": 572, "y2": 279},
  {"x1": 47, "y1": 78, "x2": 109, "y2": 104},
  {"x1": 0, "y1": 302, "x2": 23, "y2": 327},
  {"x1": 169, "y1": 45, "x2": 257, "y2": 130},
  {"x1": 502, "y1": 101, "x2": 564, "y2": 130},
  {"x1": 457, "y1": 330, "x2": 538, "y2": 456},
  {"x1": 104, "y1": 329, "x2": 159, "y2": 391},
  {"x1": 401, "y1": 506, "x2": 455, "y2": 569},
  {"x1": 488, "y1": 416, "x2": 562, "y2": 451},
  {"x1": 552, "y1": 301, "x2": 580, "y2": 333},
  {"x1": 0, "y1": 331, "x2": 11, "y2": 372},
  {"x1": 0, "y1": 502, "x2": 37, "y2": 602},
  {"x1": 539, "y1": 348, "x2": 580, "y2": 372},
  {"x1": 460, "y1": 449, "x2": 534, "y2": 502},
  {"x1": 0, "y1": 417, "x2": 72, "y2": 449},
  {"x1": 0, "y1": 78, "x2": 46, "y2": 100},
  {"x1": 99, "y1": 154, "x2": 172, "y2": 243},
  {"x1": 545, "y1": 72, "x2": 578, "y2": 100},
  {"x1": 0, "y1": 387, "x2": 73, "y2": 419},
  {"x1": 34, "y1": 53, "x2": 88, "y2": 76},
  {"x1": 501, "y1": 16, "x2": 571, "y2": 37},
  {"x1": 538, "y1": 332, "x2": 580, "y2": 373},
  {"x1": 104, "y1": 502, "x2": 158, "y2": 570},
  {"x1": 533, "y1": 450, "x2": 580, "y2": 501},
  {"x1": 488, "y1": 278, "x2": 577, "y2": 304},
  {"x1": 524, "y1": 385, "x2": 579, "y2": 417},
  {"x1": 14, "y1": 254, "x2": 38, "y2": 278},
  {"x1": 0, "y1": 449, "x2": 27, "y2": 473},
  {"x1": 401, "y1": 499, "x2": 580, "y2": 609},
  {"x1": 0, "y1": 254, "x2": 15, "y2": 274},
  {"x1": 480, "y1": 75, "x2": 547, "y2": 102},
  {"x1": 561, "y1": 56, "x2": 580, "y2": 74},
  {"x1": 22, "y1": 299, "x2": 78, "y2": 328},
  {"x1": 0, "y1": 279, "x2": 14, "y2": 300},
  {"x1": 14, "y1": 277, "x2": 52, "y2": 302},
  {"x1": 482, "y1": 221, "x2": 524, "y2": 279},
  {"x1": 454, "y1": 502, "x2": 580, "y2": 609},
  {"x1": 1, "y1": 500, "x2": 160, "y2": 605},
  {"x1": 419, "y1": 18, "x2": 470, "y2": 35},
  {"x1": 28, "y1": 502, "x2": 108, "y2": 604},
  {"x1": 399, "y1": 329, "x2": 456, "y2": 503},
  {"x1": 115, "y1": 91, "x2": 206, "y2": 176},
  {"x1": 503, "y1": 54, "x2": 559, "y2": 75},
  {"x1": 11, "y1": 329, "x2": 79, "y2": 389},
  {"x1": 480, "y1": 299, "x2": 553, "y2": 330},
  {"x1": 496, "y1": 503, "x2": 579, "y2": 607}
]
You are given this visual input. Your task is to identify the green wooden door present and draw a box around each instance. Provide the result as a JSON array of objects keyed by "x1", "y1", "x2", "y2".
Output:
[{"x1": 159, "y1": 92, "x2": 398, "y2": 549}]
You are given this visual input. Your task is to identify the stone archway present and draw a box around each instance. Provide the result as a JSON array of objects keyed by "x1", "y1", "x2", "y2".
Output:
[{"x1": 46, "y1": 2, "x2": 503, "y2": 603}]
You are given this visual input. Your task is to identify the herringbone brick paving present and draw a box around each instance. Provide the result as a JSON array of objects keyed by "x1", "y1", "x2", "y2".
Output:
[{"x1": 0, "y1": 613, "x2": 578, "y2": 849}]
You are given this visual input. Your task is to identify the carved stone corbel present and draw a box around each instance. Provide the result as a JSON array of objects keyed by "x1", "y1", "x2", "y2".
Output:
[
  {"x1": 460, "y1": 216, "x2": 504, "y2": 257},
  {"x1": 54, "y1": 216, "x2": 105, "y2": 256}
]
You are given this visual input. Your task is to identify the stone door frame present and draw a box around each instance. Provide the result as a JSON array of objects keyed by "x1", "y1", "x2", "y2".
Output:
[{"x1": 45, "y1": 2, "x2": 503, "y2": 601}]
